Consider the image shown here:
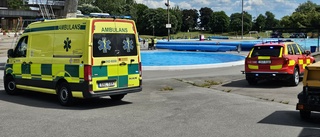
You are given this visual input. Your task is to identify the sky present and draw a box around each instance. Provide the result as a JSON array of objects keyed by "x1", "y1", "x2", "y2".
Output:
[{"x1": 135, "y1": 0, "x2": 320, "y2": 19}]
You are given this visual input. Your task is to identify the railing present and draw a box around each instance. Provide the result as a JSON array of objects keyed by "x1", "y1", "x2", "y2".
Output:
[
  {"x1": 0, "y1": 9, "x2": 38, "y2": 17},
  {"x1": 27, "y1": 0, "x2": 65, "y2": 6}
]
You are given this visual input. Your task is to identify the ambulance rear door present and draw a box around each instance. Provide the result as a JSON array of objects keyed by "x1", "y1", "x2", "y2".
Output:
[{"x1": 92, "y1": 19, "x2": 140, "y2": 92}]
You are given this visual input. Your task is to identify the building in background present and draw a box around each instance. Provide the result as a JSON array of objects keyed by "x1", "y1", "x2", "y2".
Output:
[{"x1": 0, "y1": 0, "x2": 65, "y2": 31}]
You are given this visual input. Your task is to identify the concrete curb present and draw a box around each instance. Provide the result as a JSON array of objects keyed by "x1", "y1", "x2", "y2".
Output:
[{"x1": 142, "y1": 60, "x2": 244, "y2": 71}]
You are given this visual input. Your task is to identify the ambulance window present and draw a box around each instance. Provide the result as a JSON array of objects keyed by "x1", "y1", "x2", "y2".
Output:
[
  {"x1": 93, "y1": 34, "x2": 137, "y2": 57},
  {"x1": 287, "y1": 45, "x2": 293, "y2": 55},
  {"x1": 297, "y1": 44, "x2": 306, "y2": 53},
  {"x1": 14, "y1": 36, "x2": 28, "y2": 57},
  {"x1": 292, "y1": 44, "x2": 300, "y2": 55}
]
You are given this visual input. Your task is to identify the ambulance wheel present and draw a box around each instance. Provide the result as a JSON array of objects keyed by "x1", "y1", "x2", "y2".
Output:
[
  {"x1": 57, "y1": 82, "x2": 74, "y2": 106},
  {"x1": 300, "y1": 110, "x2": 311, "y2": 119},
  {"x1": 4, "y1": 76, "x2": 19, "y2": 95},
  {"x1": 110, "y1": 94, "x2": 125, "y2": 101},
  {"x1": 289, "y1": 67, "x2": 299, "y2": 86}
]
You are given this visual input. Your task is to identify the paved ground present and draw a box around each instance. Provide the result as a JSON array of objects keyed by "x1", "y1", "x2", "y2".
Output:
[{"x1": 1, "y1": 34, "x2": 320, "y2": 136}]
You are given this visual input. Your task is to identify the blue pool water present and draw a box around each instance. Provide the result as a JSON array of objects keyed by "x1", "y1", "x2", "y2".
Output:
[
  {"x1": 156, "y1": 38, "x2": 320, "y2": 51},
  {"x1": 141, "y1": 51, "x2": 245, "y2": 66}
]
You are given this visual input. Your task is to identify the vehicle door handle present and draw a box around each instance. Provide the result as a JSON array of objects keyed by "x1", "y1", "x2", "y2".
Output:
[
  {"x1": 115, "y1": 50, "x2": 120, "y2": 55},
  {"x1": 101, "y1": 60, "x2": 106, "y2": 64},
  {"x1": 119, "y1": 62, "x2": 126, "y2": 66},
  {"x1": 130, "y1": 59, "x2": 135, "y2": 63}
]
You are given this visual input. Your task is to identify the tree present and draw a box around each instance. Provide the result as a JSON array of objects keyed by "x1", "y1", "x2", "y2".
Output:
[
  {"x1": 279, "y1": 15, "x2": 291, "y2": 28},
  {"x1": 170, "y1": 6, "x2": 183, "y2": 33},
  {"x1": 229, "y1": 12, "x2": 252, "y2": 34},
  {"x1": 308, "y1": 11, "x2": 320, "y2": 29},
  {"x1": 253, "y1": 14, "x2": 266, "y2": 32},
  {"x1": 7, "y1": 0, "x2": 29, "y2": 10},
  {"x1": 243, "y1": 11, "x2": 253, "y2": 32},
  {"x1": 78, "y1": 0, "x2": 95, "y2": 5},
  {"x1": 181, "y1": 10, "x2": 193, "y2": 32},
  {"x1": 289, "y1": 12, "x2": 308, "y2": 28},
  {"x1": 78, "y1": 4, "x2": 102, "y2": 15},
  {"x1": 295, "y1": 0, "x2": 318, "y2": 13},
  {"x1": 265, "y1": 11, "x2": 279, "y2": 29},
  {"x1": 199, "y1": 7, "x2": 213, "y2": 31},
  {"x1": 208, "y1": 11, "x2": 229, "y2": 33},
  {"x1": 134, "y1": 4, "x2": 149, "y2": 34},
  {"x1": 93, "y1": 0, "x2": 126, "y2": 15},
  {"x1": 139, "y1": 8, "x2": 178, "y2": 36},
  {"x1": 181, "y1": 9, "x2": 198, "y2": 32}
]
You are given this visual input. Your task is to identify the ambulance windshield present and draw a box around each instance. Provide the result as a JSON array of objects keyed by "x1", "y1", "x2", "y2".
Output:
[{"x1": 93, "y1": 34, "x2": 137, "y2": 57}]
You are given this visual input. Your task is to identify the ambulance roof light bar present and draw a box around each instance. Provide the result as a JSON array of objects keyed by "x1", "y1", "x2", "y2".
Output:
[{"x1": 89, "y1": 13, "x2": 131, "y2": 19}]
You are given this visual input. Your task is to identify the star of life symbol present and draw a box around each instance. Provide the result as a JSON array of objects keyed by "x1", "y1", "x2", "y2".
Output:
[
  {"x1": 64, "y1": 37, "x2": 71, "y2": 52},
  {"x1": 123, "y1": 37, "x2": 134, "y2": 52},
  {"x1": 98, "y1": 37, "x2": 111, "y2": 53}
]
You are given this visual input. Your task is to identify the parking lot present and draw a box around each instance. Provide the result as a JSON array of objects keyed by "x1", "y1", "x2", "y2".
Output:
[{"x1": 1, "y1": 35, "x2": 320, "y2": 136}]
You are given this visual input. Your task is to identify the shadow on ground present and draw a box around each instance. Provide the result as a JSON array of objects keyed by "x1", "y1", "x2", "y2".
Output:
[
  {"x1": 258, "y1": 110, "x2": 320, "y2": 136},
  {"x1": 221, "y1": 78, "x2": 297, "y2": 89},
  {"x1": 0, "y1": 90, "x2": 131, "y2": 109}
]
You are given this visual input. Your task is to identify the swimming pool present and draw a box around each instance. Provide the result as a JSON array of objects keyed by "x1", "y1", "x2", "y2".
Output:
[
  {"x1": 141, "y1": 51, "x2": 245, "y2": 70},
  {"x1": 155, "y1": 38, "x2": 320, "y2": 51}
]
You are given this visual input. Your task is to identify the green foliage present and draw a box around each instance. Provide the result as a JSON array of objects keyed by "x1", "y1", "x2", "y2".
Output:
[
  {"x1": 199, "y1": 7, "x2": 213, "y2": 30},
  {"x1": 181, "y1": 9, "x2": 199, "y2": 32},
  {"x1": 265, "y1": 11, "x2": 279, "y2": 29},
  {"x1": 229, "y1": 12, "x2": 252, "y2": 33},
  {"x1": 135, "y1": 4, "x2": 149, "y2": 33},
  {"x1": 252, "y1": 14, "x2": 266, "y2": 31},
  {"x1": 209, "y1": 11, "x2": 229, "y2": 33},
  {"x1": 7, "y1": 0, "x2": 29, "y2": 10},
  {"x1": 309, "y1": 11, "x2": 320, "y2": 29},
  {"x1": 139, "y1": 8, "x2": 178, "y2": 36},
  {"x1": 295, "y1": 0, "x2": 318, "y2": 13},
  {"x1": 78, "y1": 4, "x2": 102, "y2": 15},
  {"x1": 230, "y1": 13, "x2": 242, "y2": 32},
  {"x1": 170, "y1": 6, "x2": 183, "y2": 33},
  {"x1": 78, "y1": 0, "x2": 95, "y2": 5},
  {"x1": 84, "y1": 0, "x2": 320, "y2": 36}
]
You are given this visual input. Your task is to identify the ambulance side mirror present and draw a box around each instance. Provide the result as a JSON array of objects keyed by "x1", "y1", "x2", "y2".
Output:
[
  {"x1": 305, "y1": 50, "x2": 311, "y2": 56},
  {"x1": 7, "y1": 49, "x2": 14, "y2": 58}
]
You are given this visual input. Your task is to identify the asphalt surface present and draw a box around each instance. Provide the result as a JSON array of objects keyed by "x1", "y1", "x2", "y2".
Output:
[{"x1": 1, "y1": 34, "x2": 320, "y2": 136}]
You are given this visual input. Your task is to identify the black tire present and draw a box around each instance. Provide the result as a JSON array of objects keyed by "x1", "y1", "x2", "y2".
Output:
[
  {"x1": 289, "y1": 67, "x2": 300, "y2": 86},
  {"x1": 4, "y1": 76, "x2": 19, "y2": 95},
  {"x1": 57, "y1": 82, "x2": 74, "y2": 106},
  {"x1": 300, "y1": 110, "x2": 311, "y2": 119},
  {"x1": 110, "y1": 94, "x2": 125, "y2": 101}
]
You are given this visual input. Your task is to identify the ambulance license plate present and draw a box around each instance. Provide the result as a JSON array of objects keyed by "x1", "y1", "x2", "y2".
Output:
[
  {"x1": 258, "y1": 60, "x2": 271, "y2": 64},
  {"x1": 98, "y1": 82, "x2": 115, "y2": 88}
]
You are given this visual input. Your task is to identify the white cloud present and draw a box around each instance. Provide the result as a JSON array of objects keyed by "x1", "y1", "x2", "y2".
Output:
[
  {"x1": 135, "y1": 0, "x2": 174, "y2": 9},
  {"x1": 275, "y1": 0, "x2": 286, "y2": 3},
  {"x1": 191, "y1": 0, "x2": 210, "y2": 5},
  {"x1": 247, "y1": 0, "x2": 264, "y2": 6},
  {"x1": 178, "y1": 2, "x2": 193, "y2": 9}
]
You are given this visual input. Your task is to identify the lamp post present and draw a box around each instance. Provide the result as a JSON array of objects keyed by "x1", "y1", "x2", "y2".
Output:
[
  {"x1": 241, "y1": 0, "x2": 244, "y2": 40},
  {"x1": 165, "y1": 0, "x2": 170, "y2": 41},
  {"x1": 152, "y1": 25, "x2": 155, "y2": 36}
]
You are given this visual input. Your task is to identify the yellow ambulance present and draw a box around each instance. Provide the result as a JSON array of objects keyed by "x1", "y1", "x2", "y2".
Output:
[{"x1": 4, "y1": 17, "x2": 142, "y2": 106}]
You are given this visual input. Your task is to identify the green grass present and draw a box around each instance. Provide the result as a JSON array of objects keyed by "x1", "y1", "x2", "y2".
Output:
[
  {"x1": 140, "y1": 31, "x2": 316, "y2": 40},
  {"x1": 140, "y1": 31, "x2": 271, "y2": 40},
  {"x1": 159, "y1": 86, "x2": 173, "y2": 91}
]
